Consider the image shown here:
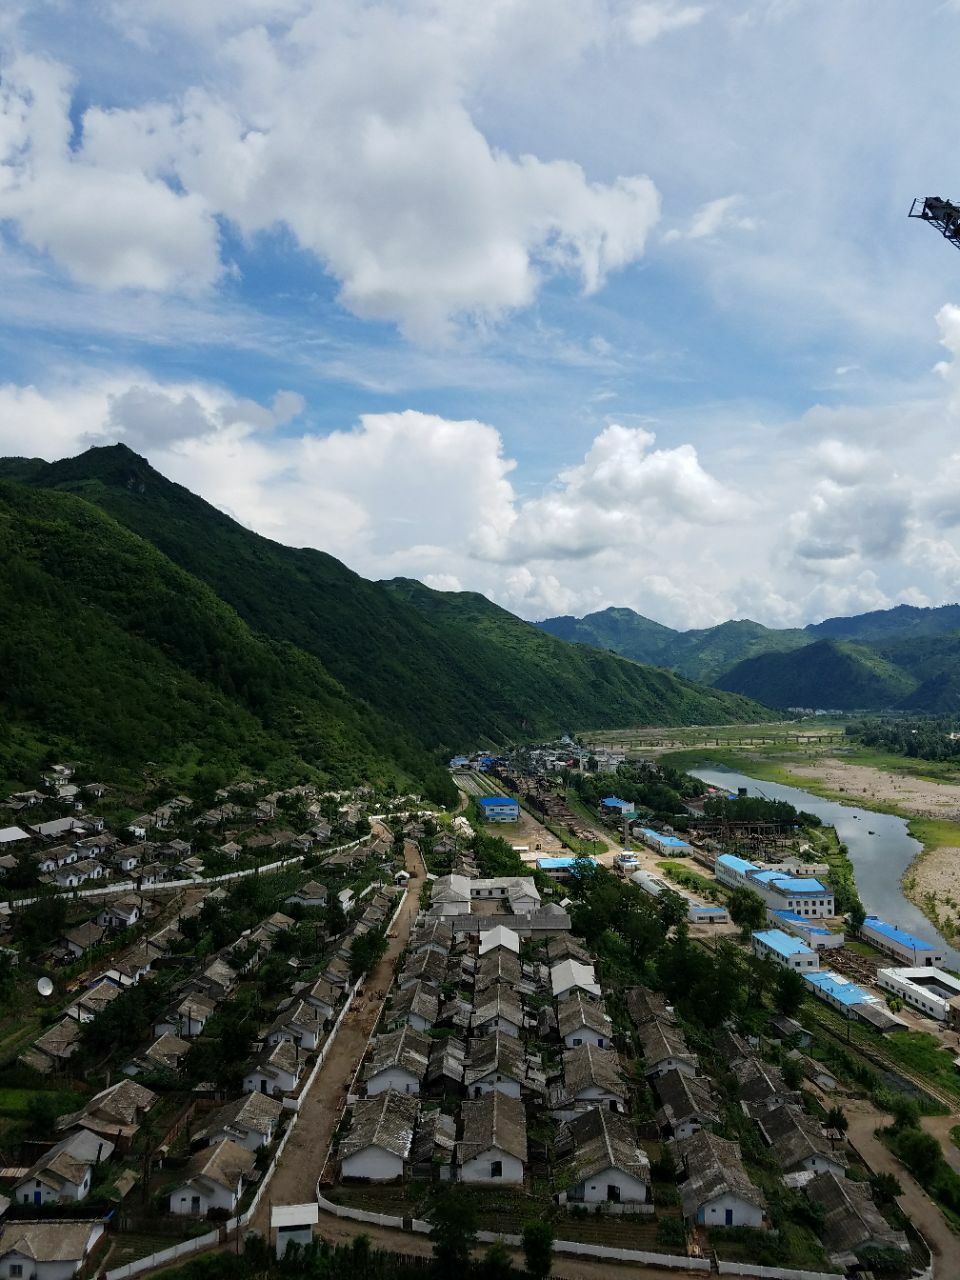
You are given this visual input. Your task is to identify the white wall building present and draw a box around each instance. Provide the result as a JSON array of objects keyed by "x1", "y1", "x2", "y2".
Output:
[
  {"x1": 877, "y1": 967, "x2": 960, "y2": 1020},
  {"x1": 752, "y1": 929, "x2": 819, "y2": 972},
  {"x1": 861, "y1": 916, "x2": 946, "y2": 967}
]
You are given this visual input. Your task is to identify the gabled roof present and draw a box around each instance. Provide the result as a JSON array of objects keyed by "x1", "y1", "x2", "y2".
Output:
[
  {"x1": 142, "y1": 1032, "x2": 191, "y2": 1072},
  {"x1": 193, "y1": 1091, "x2": 284, "y2": 1143},
  {"x1": 676, "y1": 1129, "x2": 766, "y2": 1216},
  {"x1": 546, "y1": 933, "x2": 593, "y2": 965},
  {"x1": 61, "y1": 1079, "x2": 156, "y2": 1133},
  {"x1": 183, "y1": 1137, "x2": 255, "y2": 1191},
  {"x1": 758, "y1": 1103, "x2": 846, "y2": 1173},
  {"x1": 653, "y1": 1068, "x2": 716, "y2": 1128},
  {"x1": 476, "y1": 949, "x2": 522, "y2": 992},
  {"x1": 558, "y1": 1107, "x2": 650, "y2": 1186},
  {"x1": 411, "y1": 919, "x2": 453, "y2": 953},
  {"x1": 637, "y1": 1019, "x2": 696, "y2": 1069},
  {"x1": 625, "y1": 987, "x2": 675, "y2": 1029},
  {"x1": 561, "y1": 1043, "x2": 626, "y2": 1100},
  {"x1": 390, "y1": 981, "x2": 440, "y2": 1026},
  {"x1": 805, "y1": 1170, "x2": 908, "y2": 1257},
  {"x1": 400, "y1": 949, "x2": 448, "y2": 988},
  {"x1": 733, "y1": 1057, "x2": 795, "y2": 1108},
  {"x1": 478, "y1": 925, "x2": 521, "y2": 956},
  {"x1": 0, "y1": 1221, "x2": 102, "y2": 1263},
  {"x1": 341, "y1": 1090, "x2": 419, "y2": 1161},
  {"x1": 463, "y1": 1031, "x2": 529, "y2": 1087},
  {"x1": 432, "y1": 873, "x2": 472, "y2": 904},
  {"x1": 459, "y1": 1091, "x2": 527, "y2": 1164},
  {"x1": 365, "y1": 1026, "x2": 431, "y2": 1083},
  {"x1": 472, "y1": 988, "x2": 524, "y2": 1031},
  {"x1": 556, "y1": 992, "x2": 611, "y2": 1040},
  {"x1": 250, "y1": 1038, "x2": 301, "y2": 1080},
  {"x1": 550, "y1": 958, "x2": 599, "y2": 999}
]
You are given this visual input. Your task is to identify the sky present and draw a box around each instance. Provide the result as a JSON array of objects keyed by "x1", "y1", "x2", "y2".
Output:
[{"x1": 3, "y1": 1, "x2": 960, "y2": 631}]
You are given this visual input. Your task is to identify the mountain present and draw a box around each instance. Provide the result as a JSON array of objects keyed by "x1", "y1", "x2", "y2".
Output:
[
  {"x1": 807, "y1": 603, "x2": 960, "y2": 644},
  {"x1": 714, "y1": 640, "x2": 916, "y2": 711},
  {"x1": 0, "y1": 447, "x2": 769, "y2": 790},
  {"x1": 536, "y1": 606, "x2": 808, "y2": 682}
]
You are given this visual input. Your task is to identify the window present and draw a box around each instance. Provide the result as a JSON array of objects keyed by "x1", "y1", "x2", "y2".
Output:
[
  {"x1": 607, "y1": 1184, "x2": 621, "y2": 1202},
  {"x1": 10, "y1": 1264, "x2": 23, "y2": 1277},
  {"x1": 490, "y1": 1160, "x2": 503, "y2": 1178}
]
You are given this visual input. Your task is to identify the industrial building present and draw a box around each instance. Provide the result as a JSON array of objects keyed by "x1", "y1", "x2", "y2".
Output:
[
  {"x1": 768, "y1": 910, "x2": 844, "y2": 951},
  {"x1": 634, "y1": 827, "x2": 692, "y2": 855},
  {"x1": 715, "y1": 854, "x2": 834, "y2": 918},
  {"x1": 476, "y1": 797, "x2": 520, "y2": 823},
  {"x1": 630, "y1": 870, "x2": 729, "y2": 925},
  {"x1": 860, "y1": 916, "x2": 945, "y2": 967},
  {"x1": 876, "y1": 967, "x2": 960, "y2": 1021},
  {"x1": 752, "y1": 929, "x2": 819, "y2": 972}
]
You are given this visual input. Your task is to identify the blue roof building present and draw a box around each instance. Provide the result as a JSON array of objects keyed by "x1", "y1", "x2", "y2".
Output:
[
  {"x1": 476, "y1": 796, "x2": 520, "y2": 823},
  {"x1": 636, "y1": 827, "x2": 691, "y2": 852},
  {"x1": 752, "y1": 928, "x2": 819, "y2": 971},
  {"x1": 803, "y1": 971, "x2": 873, "y2": 1013},
  {"x1": 861, "y1": 915, "x2": 946, "y2": 967},
  {"x1": 770, "y1": 910, "x2": 843, "y2": 951}
]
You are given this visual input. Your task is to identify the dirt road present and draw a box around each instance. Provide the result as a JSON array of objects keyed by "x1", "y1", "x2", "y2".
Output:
[
  {"x1": 249, "y1": 840, "x2": 421, "y2": 1232},
  {"x1": 844, "y1": 1097, "x2": 960, "y2": 1273}
]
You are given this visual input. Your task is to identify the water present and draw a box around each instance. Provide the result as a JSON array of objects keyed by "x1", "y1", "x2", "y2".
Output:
[{"x1": 692, "y1": 763, "x2": 960, "y2": 971}]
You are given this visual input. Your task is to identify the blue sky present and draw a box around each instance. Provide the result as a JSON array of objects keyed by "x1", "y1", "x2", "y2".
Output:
[{"x1": 3, "y1": 0, "x2": 960, "y2": 628}]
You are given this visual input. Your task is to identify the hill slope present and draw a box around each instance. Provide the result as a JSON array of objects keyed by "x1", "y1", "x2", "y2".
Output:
[
  {"x1": 714, "y1": 640, "x2": 916, "y2": 711},
  {"x1": 0, "y1": 481, "x2": 428, "y2": 791},
  {"x1": 0, "y1": 447, "x2": 769, "y2": 786},
  {"x1": 536, "y1": 606, "x2": 808, "y2": 682}
]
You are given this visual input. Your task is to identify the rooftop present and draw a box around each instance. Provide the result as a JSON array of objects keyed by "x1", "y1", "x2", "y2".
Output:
[
  {"x1": 717, "y1": 853, "x2": 758, "y2": 875},
  {"x1": 753, "y1": 928, "x2": 815, "y2": 958},
  {"x1": 637, "y1": 827, "x2": 689, "y2": 848},
  {"x1": 803, "y1": 971, "x2": 871, "y2": 1007},
  {"x1": 863, "y1": 915, "x2": 936, "y2": 952}
]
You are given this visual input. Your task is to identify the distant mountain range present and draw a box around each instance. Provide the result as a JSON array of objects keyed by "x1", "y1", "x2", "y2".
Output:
[
  {"x1": 0, "y1": 446, "x2": 766, "y2": 797},
  {"x1": 537, "y1": 604, "x2": 960, "y2": 711}
]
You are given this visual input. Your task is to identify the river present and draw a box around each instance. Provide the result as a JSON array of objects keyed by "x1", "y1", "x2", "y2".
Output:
[{"x1": 692, "y1": 763, "x2": 960, "y2": 971}]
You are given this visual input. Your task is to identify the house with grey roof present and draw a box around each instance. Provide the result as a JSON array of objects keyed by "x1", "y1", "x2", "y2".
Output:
[
  {"x1": 386, "y1": 981, "x2": 440, "y2": 1033},
  {"x1": 365, "y1": 1026, "x2": 431, "y2": 1096},
  {"x1": 553, "y1": 1043, "x2": 628, "y2": 1116},
  {"x1": 458, "y1": 1091, "x2": 527, "y2": 1184},
  {"x1": 756, "y1": 1103, "x2": 847, "y2": 1178},
  {"x1": 192, "y1": 1092, "x2": 284, "y2": 1152},
  {"x1": 463, "y1": 1032, "x2": 542, "y2": 1100},
  {"x1": 0, "y1": 1220, "x2": 106, "y2": 1280},
  {"x1": 557, "y1": 992, "x2": 612, "y2": 1048},
  {"x1": 556, "y1": 1107, "x2": 650, "y2": 1209},
  {"x1": 652, "y1": 1068, "x2": 718, "y2": 1140},
  {"x1": 805, "y1": 1170, "x2": 908, "y2": 1263},
  {"x1": 242, "y1": 1038, "x2": 303, "y2": 1097},
  {"x1": 636, "y1": 1019, "x2": 699, "y2": 1080},
  {"x1": 169, "y1": 1138, "x2": 256, "y2": 1215},
  {"x1": 674, "y1": 1129, "x2": 766, "y2": 1228},
  {"x1": 471, "y1": 988, "x2": 524, "y2": 1039},
  {"x1": 625, "y1": 987, "x2": 676, "y2": 1029},
  {"x1": 13, "y1": 1130, "x2": 114, "y2": 1205},
  {"x1": 340, "y1": 1090, "x2": 420, "y2": 1181}
]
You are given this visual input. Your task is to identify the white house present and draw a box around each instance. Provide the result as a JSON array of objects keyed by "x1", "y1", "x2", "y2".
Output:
[
  {"x1": 557, "y1": 993, "x2": 613, "y2": 1049},
  {"x1": 478, "y1": 925, "x2": 521, "y2": 957},
  {"x1": 364, "y1": 1026, "x2": 431, "y2": 1096},
  {"x1": 340, "y1": 1090, "x2": 419, "y2": 1181},
  {"x1": 557, "y1": 1107, "x2": 650, "y2": 1208},
  {"x1": 471, "y1": 989, "x2": 525, "y2": 1039},
  {"x1": 266, "y1": 999, "x2": 325, "y2": 1051},
  {"x1": 555, "y1": 1043, "x2": 627, "y2": 1115},
  {"x1": 757, "y1": 1103, "x2": 847, "y2": 1178},
  {"x1": 386, "y1": 982, "x2": 439, "y2": 1033},
  {"x1": 169, "y1": 1138, "x2": 256, "y2": 1216},
  {"x1": 877, "y1": 966, "x2": 960, "y2": 1020},
  {"x1": 154, "y1": 993, "x2": 217, "y2": 1039},
  {"x1": 861, "y1": 916, "x2": 945, "y2": 967},
  {"x1": 0, "y1": 1221, "x2": 105, "y2": 1280},
  {"x1": 430, "y1": 874, "x2": 472, "y2": 917},
  {"x1": 636, "y1": 1020, "x2": 699, "y2": 1080},
  {"x1": 458, "y1": 1091, "x2": 527, "y2": 1184},
  {"x1": 550, "y1": 959, "x2": 601, "y2": 1002},
  {"x1": 284, "y1": 879, "x2": 328, "y2": 910},
  {"x1": 13, "y1": 1131, "x2": 114, "y2": 1206},
  {"x1": 243, "y1": 1039, "x2": 303, "y2": 1097},
  {"x1": 192, "y1": 1092, "x2": 284, "y2": 1152},
  {"x1": 676, "y1": 1129, "x2": 766, "y2": 1229},
  {"x1": 462, "y1": 1032, "x2": 533, "y2": 1099}
]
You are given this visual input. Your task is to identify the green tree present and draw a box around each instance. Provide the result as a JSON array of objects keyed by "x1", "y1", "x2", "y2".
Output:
[
  {"x1": 893, "y1": 1128, "x2": 942, "y2": 1183},
  {"x1": 847, "y1": 898, "x2": 866, "y2": 931},
  {"x1": 24, "y1": 1092, "x2": 59, "y2": 1139},
  {"x1": 871, "y1": 1171, "x2": 903, "y2": 1203},
  {"x1": 890, "y1": 1094, "x2": 920, "y2": 1131},
  {"x1": 774, "y1": 966, "x2": 807, "y2": 1017},
  {"x1": 429, "y1": 1186, "x2": 477, "y2": 1278},
  {"x1": 727, "y1": 886, "x2": 767, "y2": 937},
  {"x1": 480, "y1": 1241, "x2": 516, "y2": 1280},
  {"x1": 521, "y1": 1221, "x2": 554, "y2": 1280},
  {"x1": 826, "y1": 1105, "x2": 848, "y2": 1136}
]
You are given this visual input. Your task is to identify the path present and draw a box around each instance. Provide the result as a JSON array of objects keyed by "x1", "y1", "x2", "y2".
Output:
[
  {"x1": 249, "y1": 839, "x2": 421, "y2": 1232},
  {"x1": 843, "y1": 1097, "x2": 960, "y2": 1273},
  {"x1": 922, "y1": 1113, "x2": 960, "y2": 1177}
]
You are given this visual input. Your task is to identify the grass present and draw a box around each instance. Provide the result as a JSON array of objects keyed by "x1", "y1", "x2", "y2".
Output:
[
  {"x1": 657, "y1": 860, "x2": 724, "y2": 899},
  {"x1": 0, "y1": 1086, "x2": 84, "y2": 1116}
]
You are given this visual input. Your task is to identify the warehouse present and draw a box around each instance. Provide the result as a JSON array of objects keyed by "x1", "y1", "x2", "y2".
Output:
[
  {"x1": 752, "y1": 929, "x2": 819, "y2": 972},
  {"x1": 861, "y1": 916, "x2": 945, "y2": 967},
  {"x1": 877, "y1": 967, "x2": 960, "y2": 1021}
]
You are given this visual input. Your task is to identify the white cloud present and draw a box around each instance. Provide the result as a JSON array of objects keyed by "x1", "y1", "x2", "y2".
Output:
[
  {"x1": 626, "y1": 1, "x2": 708, "y2": 46},
  {"x1": 663, "y1": 195, "x2": 757, "y2": 244}
]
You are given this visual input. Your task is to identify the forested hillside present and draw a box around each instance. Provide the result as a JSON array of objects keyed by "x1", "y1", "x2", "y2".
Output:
[
  {"x1": 714, "y1": 640, "x2": 915, "y2": 710},
  {"x1": 0, "y1": 447, "x2": 769, "y2": 791}
]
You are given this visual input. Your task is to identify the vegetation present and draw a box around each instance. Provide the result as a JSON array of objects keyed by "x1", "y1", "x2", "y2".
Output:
[
  {"x1": 0, "y1": 446, "x2": 770, "y2": 795},
  {"x1": 716, "y1": 640, "x2": 914, "y2": 711}
]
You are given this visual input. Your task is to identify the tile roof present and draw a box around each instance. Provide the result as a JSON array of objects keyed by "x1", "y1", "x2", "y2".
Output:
[
  {"x1": 459, "y1": 1091, "x2": 528, "y2": 1165},
  {"x1": 561, "y1": 1043, "x2": 627, "y2": 1100},
  {"x1": 556, "y1": 992, "x2": 611, "y2": 1040},
  {"x1": 463, "y1": 1032, "x2": 530, "y2": 1088},
  {"x1": 0, "y1": 1221, "x2": 103, "y2": 1262},
  {"x1": 805, "y1": 1170, "x2": 908, "y2": 1257},
  {"x1": 653, "y1": 1068, "x2": 717, "y2": 1130},
  {"x1": 185, "y1": 1137, "x2": 256, "y2": 1191},
  {"x1": 471, "y1": 988, "x2": 524, "y2": 1031},
  {"x1": 366, "y1": 1026, "x2": 431, "y2": 1083},
  {"x1": 341, "y1": 1089, "x2": 419, "y2": 1161},
  {"x1": 675, "y1": 1129, "x2": 766, "y2": 1216},
  {"x1": 193, "y1": 1092, "x2": 284, "y2": 1143},
  {"x1": 637, "y1": 1019, "x2": 696, "y2": 1070},
  {"x1": 390, "y1": 981, "x2": 440, "y2": 1027},
  {"x1": 757, "y1": 1103, "x2": 846, "y2": 1173},
  {"x1": 558, "y1": 1106, "x2": 650, "y2": 1187}
]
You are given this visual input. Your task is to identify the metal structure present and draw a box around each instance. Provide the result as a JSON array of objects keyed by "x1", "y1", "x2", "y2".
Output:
[{"x1": 909, "y1": 196, "x2": 960, "y2": 250}]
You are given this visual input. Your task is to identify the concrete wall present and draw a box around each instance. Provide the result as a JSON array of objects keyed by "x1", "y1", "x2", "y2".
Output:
[
  {"x1": 341, "y1": 1146, "x2": 404, "y2": 1181},
  {"x1": 367, "y1": 1067, "x2": 419, "y2": 1095},
  {"x1": 696, "y1": 1191, "x2": 764, "y2": 1229},
  {"x1": 459, "y1": 1149, "x2": 525, "y2": 1184}
]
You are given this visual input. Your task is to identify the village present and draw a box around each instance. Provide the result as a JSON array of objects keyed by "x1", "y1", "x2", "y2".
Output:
[{"x1": 0, "y1": 749, "x2": 953, "y2": 1279}]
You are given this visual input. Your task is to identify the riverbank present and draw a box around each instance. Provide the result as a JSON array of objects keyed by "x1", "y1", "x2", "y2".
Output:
[{"x1": 662, "y1": 746, "x2": 960, "y2": 942}]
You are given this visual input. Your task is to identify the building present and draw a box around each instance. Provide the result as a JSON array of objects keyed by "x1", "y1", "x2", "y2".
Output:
[
  {"x1": 387, "y1": 982, "x2": 440, "y2": 1033},
  {"x1": 557, "y1": 992, "x2": 613, "y2": 1049},
  {"x1": 471, "y1": 989, "x2": 525, "y2": 1039},
  {"x1": 242, "y1": 1039, "x2": 303, "y2": 1097},
  {"x1": 877, "y1": 966, "x2": 960, "y2": 1021},
  {"x1": 477, "y1": 797, "x2": 520, "y2": 823},
  {"x1": 805, "y1": 1171, "x2": 908, "y2": 1262},
  {"x1": 752, "y1": 928, "x2": 819, "y2": 972},
  {"x1": 653, "y1": 1069, "x2": 718, "y2": 1140},
  {"x1": 463, "y1": 1032, "x2": 533, "y2": 1098},
  {"x1": 630, "y1": 870, "x2": 729, "y2": 925},
  {"x1": 340, "y1": 1090, "x2": 419, "y2": 1181},
  {"x1": 861, "y1": 915, "x2": 945, "y2": 967},
  {"x1": 757, "y1": 1103, "x2": 846, "y2": 1178},
  {"x1": 803, "y1": 971, "x2": 882, "y2": 1021},
  {"x1": 458, "y1": 1091, "x2": 527, "y2": 1183},
  {"x1": 768, "y1": 910, "x2": 843, "y2": 951},
  {"x1": 634, "y1": 827, "x2": 690, "y2": 855},
  {"x1": 556, "y1": 1107, "x2": 650, "y2": 1208},
  {"x1": 550, "y1": 958, "x2": 601, "y2": 1001},
  {"x1": 601, "y1": 797, "x2": 637, "y2": 819},
  {"x1": 169, "y1": 1138, "x2": 256, "y2": 1215},
  {"x1": 674, "y1": 1130, "x2": 766, "y2": 1229},
  {"x1": 555, "y1": 1043, "x2": 628, "y2": 1114},
  {"x1": 636, "y1": 1019, "x2": 699, "y2": 1080},
  {"x1": 478, "y1": 924, "x2": 520, "y2": 956},
  {"x1": 364, "y1": 1027, "x2": 431, "y2": 1096},
  {"x1": 715, "y1": 854, "x2": 834, "y2": 918},
  {"x1": 536, "y1": 856, "x2": 581, "y2": 881},
  {"x1": 0, "y1": 1221, "x2": 106, "y2": 1280},
  {"x1": 14, "y1": 1130, "x2": 113, "y2": 1205},
  {"x1": 285, "y1": 880, "x2": 328, "y2": 910},
  {"x1": 192, "y1": 1093, "x2": 284, "y2": 1152}
]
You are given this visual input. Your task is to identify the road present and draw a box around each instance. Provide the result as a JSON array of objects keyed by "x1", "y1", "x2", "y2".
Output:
[
  {"x1": 249, "y1": 839, "x2": 422, "y2": 1234},
  {"x1": 844, "y1": 1097, "x2": 960, "y2": 1273}
]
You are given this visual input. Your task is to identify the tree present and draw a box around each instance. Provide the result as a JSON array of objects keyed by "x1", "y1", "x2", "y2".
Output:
[
  {"x1": 429, "y1": 1187, "x2": 477, "y2": 1277},
  {"x1": 826, "y1": 1105, "x2": 848, "y2": 1135},
  {"x1": 781, "y1": 1056, "x2": 804, "y2": 1091},
  {"x1": 727, "y1": 886, "x2": 767, "y2": 937},
  {"x1": 521, "y1": 1221, "x2": 554, "y2": 1280},
  {"x1": 774, "y1": 966, "x2": 807, "y2": 1017},
  {"x1": 657, "y1": 887, "x2": 689, "y2": 932},
  {"x1": 480, "y1": 1241, "x2": 516, "y2": 1280},
  {"x1": 890, "y1": 1094, "x2": 920, "y2": 1131},
  {"x1": 893, "y1": 1128, "x2": 942, "y2": 1184},
  {"x1": 848, "y1": 897, "x2": 866, "y2": 931},
  {"x1": 871, "y1": 1171, "x2": 903, "y2": 1204},
  {"x1": 25, "y1": 1092, "x2": 59, "y2": 1139}
]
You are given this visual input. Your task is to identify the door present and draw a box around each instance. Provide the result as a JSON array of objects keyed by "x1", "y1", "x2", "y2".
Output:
[
  {"x1": 725, "y1": 1209, "x2": 733, "y2": 1226},
  {"x1": 34, "y1": 1189, "x2": 42, "y2": 1206}
]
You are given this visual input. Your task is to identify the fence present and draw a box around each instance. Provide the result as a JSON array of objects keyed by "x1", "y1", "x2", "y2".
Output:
[
  {"x1": 716, "y1": 1266, "x2": 841, "y2": 1280},
  {"x1": 102, "y1": 884, "x2": 409, "y2": 1280}
]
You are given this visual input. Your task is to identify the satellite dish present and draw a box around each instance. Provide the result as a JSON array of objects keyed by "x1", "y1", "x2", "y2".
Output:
[{"x1": 37, "y1": 976, "x2": 54, "y2": 998}]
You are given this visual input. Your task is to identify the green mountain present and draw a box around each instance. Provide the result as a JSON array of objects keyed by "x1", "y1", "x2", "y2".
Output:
[
  {"x1": 808, "y1": 603, "x2": 960, "y2": 644},
  {"x1": 714, "y1": 640, "x2": 916, "y2": 711},
  {"x1": 0, "y1": 447, "x2": 769, "y2": 791},
  {"x1": 536, "y1": 606, "x2": 808, "y2": 682}
]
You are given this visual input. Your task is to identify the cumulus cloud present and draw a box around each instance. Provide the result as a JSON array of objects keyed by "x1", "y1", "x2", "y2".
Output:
[
  {"x1": 626, "y1": 1, "x2": 708, "y2": 46},
  {"x1": 0, "y1": 7, "x2": 661, "y2": 340}
]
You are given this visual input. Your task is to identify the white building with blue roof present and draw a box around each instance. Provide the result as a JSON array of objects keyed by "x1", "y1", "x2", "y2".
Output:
[
  {"x1": 752, "y1": 929, "x2": 819, "y2": 972},
  {"x1": 769, "y1": 910, "x2": 843, "y2": 951},
  {"x1": 715, "y1": 855, "x2": 834, "y2": 918},
  {"x1": 861, "y1": 916, "x2": 945, "y2": 967}
]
